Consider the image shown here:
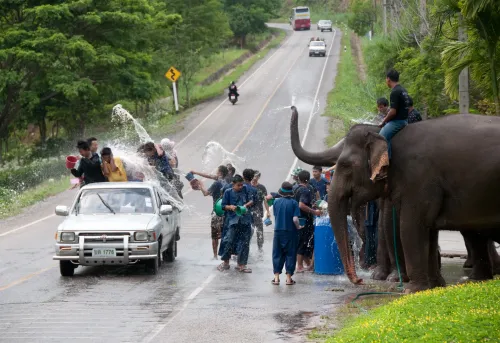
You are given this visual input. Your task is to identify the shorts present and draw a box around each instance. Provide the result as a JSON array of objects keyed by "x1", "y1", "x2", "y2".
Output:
[{"x1": 211, "y1": 214, "x2": 223, "y2": 240}]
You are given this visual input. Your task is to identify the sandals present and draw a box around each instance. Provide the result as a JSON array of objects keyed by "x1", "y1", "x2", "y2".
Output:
[
  {"x1": 239, "y1": 267, "x2": 252, "y2": 273},
  {"x1": 286, "y1": 279, "x2": 296, "y2": 285},
  {"x1": 272, "y1": 279, "x2": 280, "y2": 285},
  {"x1": 217, "y1": 263, "x2": 230, "y2": 272}
]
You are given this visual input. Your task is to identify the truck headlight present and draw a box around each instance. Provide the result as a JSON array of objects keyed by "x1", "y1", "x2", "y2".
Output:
[
  {"x1": 61, "y1": 232, "x2": 75, "y2": 242},
  {"x1": 134, "y1": 231, "x2": 148, "y2": 241}
]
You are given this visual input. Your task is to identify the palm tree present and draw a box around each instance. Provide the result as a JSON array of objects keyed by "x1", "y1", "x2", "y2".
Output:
[{"x1": 441, "y1": 0, "x2": 500, "y2": 114}]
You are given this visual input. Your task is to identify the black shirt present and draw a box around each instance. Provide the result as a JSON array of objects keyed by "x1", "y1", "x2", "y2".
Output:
[
  {"x1": 71, "y1": 156, "x2": 106, "y2": 185},
  {"x1": 390, "y1": 84, "x2": 410, "y2": 121},
  {"x1": 253, "y1": 183, "x2": 268, "y2": 214},
  {"x1": 408, "y1": 109, "x2": 422, "y2": 124}
]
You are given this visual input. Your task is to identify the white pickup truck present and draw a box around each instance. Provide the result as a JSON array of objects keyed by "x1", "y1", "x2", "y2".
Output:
[{"x1": 309, "y1": 39, "x2": 326, "y2": 57}]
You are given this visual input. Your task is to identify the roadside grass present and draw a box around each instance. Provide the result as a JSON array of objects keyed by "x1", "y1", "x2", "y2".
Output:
[
  {"x1": 0, "y1": 175, "x2": 70, "y2": 219},
  {"x1": 323, "y1": 30, "x2": 374, "y2": 146},
  {"x1": 325, "y1": 280, "x2": 500, "y2": 343}
]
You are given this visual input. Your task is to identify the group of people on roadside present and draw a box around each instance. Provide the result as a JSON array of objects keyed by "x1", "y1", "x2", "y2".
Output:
[{"x1": 68, "y1": 137, "x2": 182, "y2": 197}]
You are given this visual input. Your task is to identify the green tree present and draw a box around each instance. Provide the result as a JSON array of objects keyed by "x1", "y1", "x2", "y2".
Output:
[
  {"x1": 440, "y1": 0, "x2": 500, "y2": 114},
  {"x1": 347, "y1": 0, "x2": 374, "y2": 36},
  {"x1": 224, "y1": 0, "x2": 269, "y2": 47}
]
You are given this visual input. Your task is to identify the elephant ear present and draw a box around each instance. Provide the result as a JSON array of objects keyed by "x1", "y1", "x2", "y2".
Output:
[{"x1": 366, "y1": 132, "x2": 389, "y2": 182}]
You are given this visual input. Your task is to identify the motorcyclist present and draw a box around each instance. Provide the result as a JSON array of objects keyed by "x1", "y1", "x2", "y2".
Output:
[{"x1": 228, "y1": 81, "x2": 239, "y2": 99}]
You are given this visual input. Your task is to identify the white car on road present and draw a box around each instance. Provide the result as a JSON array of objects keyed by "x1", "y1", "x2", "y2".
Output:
[
  {"x1": 53, "y1": 182, "x2": 181, "y2": 276},
  {"x1": 317, "y1": 20, "x2": 333, "y2": 32},
  {"x1": 309, "y1": 40, "x2": 327, "y2": 57}
]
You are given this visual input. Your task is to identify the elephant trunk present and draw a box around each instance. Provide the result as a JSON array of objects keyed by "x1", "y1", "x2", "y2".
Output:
[
  {"x1": 290, "y1": 106, "x2": 344, "y2": 166},
  {"x1": 329, "y1": 195, "x2": 363, "y2": 285}
]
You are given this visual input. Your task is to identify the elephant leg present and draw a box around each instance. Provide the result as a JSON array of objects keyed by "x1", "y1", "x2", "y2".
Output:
[
  {"x1": 382, "y1": 200, "x2": 409, "y2": 283},
  {"x1": 462, "y1": 231, "x2": 493, "y2": 280},
  {"x1": 428, "y1": 230, "x2": 446, "y2": 288},
  {"x1": 487, "y1": 240, "x2": 500, "y2": 275},
  {"x1": 354, "y1": 205, "x2": 367, "y2": 270},
  {"x1": 371, "y1": 202, "x2": 391, "y2": 280},
  {"x1": 462, "y1": 231, "x2": 473, "y2": 269},
  {"x1": 400, "y1": 205, "x2": 431, "y2": 293}
]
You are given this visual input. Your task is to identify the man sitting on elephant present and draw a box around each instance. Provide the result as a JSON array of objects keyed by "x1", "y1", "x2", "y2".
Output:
[{"x1": 378, "y1": 69, "x2": 410, "y2": 161}]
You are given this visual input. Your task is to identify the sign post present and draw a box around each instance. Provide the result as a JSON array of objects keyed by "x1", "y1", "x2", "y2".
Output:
[{"x1": 165, "y1": 66, "x2": 182, "y2": 113}]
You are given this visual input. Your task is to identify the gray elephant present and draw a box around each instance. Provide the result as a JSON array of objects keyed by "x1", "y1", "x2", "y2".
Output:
[{"x1": 290, "y1": 106, "x2": 500, "y2": 292}]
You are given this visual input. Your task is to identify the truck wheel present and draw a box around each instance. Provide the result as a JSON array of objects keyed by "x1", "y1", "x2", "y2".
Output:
[
  {"x1": 164, "y1": 238, "x2": 177, "y2": 262},
  {"x1": 60, "y1": 261, "x2": 75, "y2": 277},
  {"x1": 146, "y1": 241, "x2": 160, "y2": 274}
]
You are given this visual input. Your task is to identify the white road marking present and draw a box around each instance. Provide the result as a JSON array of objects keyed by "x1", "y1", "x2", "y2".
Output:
[
  {"x1": 0, "y1": 214, "x2": 56, "y2": 238},
  {"x1": 176, "y1": 31, "x2": 293, "y2": 148},
  {"x1": 286, "y1": 29, "x2": 338, "y2": 179},
  {"x1": 141, "y1": 273, "x2": 216, "y2": 343}
]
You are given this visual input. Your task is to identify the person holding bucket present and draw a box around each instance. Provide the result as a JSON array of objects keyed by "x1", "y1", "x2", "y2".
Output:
[
  {"x1": 70, "y1": 140, "x2": 106, "y2": 185},
  {"x1": 272, "y1": 182, "x2": 302, "y2": 286},
  {"x1": 195, "y1": 165, "x2": 229, "y2": 259},
  {"x1": 218, "y1": 174, "x2": 254, "y2": 273}
]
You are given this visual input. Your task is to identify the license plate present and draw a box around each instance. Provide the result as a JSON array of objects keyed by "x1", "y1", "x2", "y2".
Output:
[{"x1": 92, "y1": 248, "x2": 116, "y2": 257}]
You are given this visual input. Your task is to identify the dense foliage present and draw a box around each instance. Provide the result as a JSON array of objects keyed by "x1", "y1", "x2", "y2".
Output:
[{"x1": 348, "y1": 0, "x2": 500, "y2": 117}]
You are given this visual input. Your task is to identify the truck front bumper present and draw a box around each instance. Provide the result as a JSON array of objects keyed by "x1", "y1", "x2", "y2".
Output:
[{"x1": 53, "y1": 235, "x2": 158, "y2": 266}]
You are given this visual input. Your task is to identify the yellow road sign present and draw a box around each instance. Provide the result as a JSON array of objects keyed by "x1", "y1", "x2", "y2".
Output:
[{"x1": 165, "y1": 66, "x2": 181, "y2": 82}]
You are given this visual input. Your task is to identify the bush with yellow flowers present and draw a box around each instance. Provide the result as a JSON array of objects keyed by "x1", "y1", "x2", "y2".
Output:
[{"x1": 327, "y1": 280, "x2": 500, "y2": 343}]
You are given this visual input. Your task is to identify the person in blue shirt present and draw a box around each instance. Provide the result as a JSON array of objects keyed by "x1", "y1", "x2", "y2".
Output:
[
  {"x1": 309, "y1": 166, "x2": 330, "y2": 200},
  {"x1": 196, "y1": 165, "x2": 228, "y2": 259},
  {"x1": 242, "y1": 168, "x2": 258, "y2": 243},
  {"x1": 218, "y1": 174, "x2": 254, "y2": 273},
  {"x1": 272, "y1": 182, "x2": 302, "y2": 286}
]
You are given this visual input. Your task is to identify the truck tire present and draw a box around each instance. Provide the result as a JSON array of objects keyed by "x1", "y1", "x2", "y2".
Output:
[
  {"x1": 164, "y1": 237, "x2": 177, "y2": 262},
  {"x1": 60, "y1": 261, "x2": 75, "y2": 277},
  {"x1": 146, "y1": 240, "x2": 160, "y2": 274}
]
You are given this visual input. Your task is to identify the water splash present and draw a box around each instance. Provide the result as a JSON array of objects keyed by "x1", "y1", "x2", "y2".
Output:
[
  {"x1": 112, "y1": 104, "x2": 153, "y2": 144},
  {"x1": 201, "y1": 141, "x2": 246, "y2": 175}
]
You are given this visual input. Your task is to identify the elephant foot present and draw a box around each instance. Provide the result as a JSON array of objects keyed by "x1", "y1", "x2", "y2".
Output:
[
  {"x1": 429, "y1": 275, "x2": 446, "y2": 288},
  {"x1": 468, "y1": 268, "x2": 493, "y2": 281},
  {"x1": 371, "y1": 266, "x2": 390, "y2": 281},
  {"x1": 492, "y1": 265, "x2": 500, "y2": 276},
  {"x1": 463, "y1": 258, "x2": 473, "y2": 269},
  {"x1": 386, "y1": 270, "x2": 409, "y2": 283},
  {"x1": 403, "y1": 281, "x2": 431, "y2": 294}
]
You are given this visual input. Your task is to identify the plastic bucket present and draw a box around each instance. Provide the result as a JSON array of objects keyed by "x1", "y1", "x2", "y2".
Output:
[
  {"x1": 267, "y1": 198, "x2": 275, "y2": 206},
  {"x1": 66, "y1": 156, "x2": 78, "y2": 169},
  {"x1": 185, "y1": 172, "x2": 195, "y2": 182},
  {"x1": 214, "y1": 199, "x2": 224, "y2": 217},
  {"x1": 314, "y1": 216, "x2": 344, "y2": 275},
  {"x1": 235, "y1": 206, "x2": 247, "y2": 216},
  {"x1": 299, "y1": 217, "x2": 307, "y2": 226},
  {"x1": 264, "y1": 217, "x2": 272, "y2": 226}
]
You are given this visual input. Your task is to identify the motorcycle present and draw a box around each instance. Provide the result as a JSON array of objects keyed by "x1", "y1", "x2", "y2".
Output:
[{"x1": 229, "y1": 93, "x2": 238, "y2": 105}]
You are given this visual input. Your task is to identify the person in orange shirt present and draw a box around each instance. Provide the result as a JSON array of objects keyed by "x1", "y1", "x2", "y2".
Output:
[{"x1": 101, "y1": 147, "x2": 128, "y2": 182}]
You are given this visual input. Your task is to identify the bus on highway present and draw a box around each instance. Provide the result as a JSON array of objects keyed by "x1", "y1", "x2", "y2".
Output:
[{"x1": 290, "y1": 6, "x2": 311, "y2": 31}]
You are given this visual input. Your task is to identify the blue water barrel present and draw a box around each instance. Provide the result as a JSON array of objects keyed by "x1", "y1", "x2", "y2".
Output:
[{"x1": 314, "y1": 216, "x2": 344, "y2": 275}]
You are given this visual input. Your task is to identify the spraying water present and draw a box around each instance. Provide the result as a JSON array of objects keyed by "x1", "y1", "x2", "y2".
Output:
[
  {"x1": 201, "y1": 141, "x2": 246, "y2": 175},
  {"x1": 105, "y1": 105, "x2": 187, "y2": 211}
]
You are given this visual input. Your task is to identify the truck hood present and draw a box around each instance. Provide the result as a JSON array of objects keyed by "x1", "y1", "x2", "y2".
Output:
[{"x1": 58, "y1": 214, "x2": 157, "y2": 232}]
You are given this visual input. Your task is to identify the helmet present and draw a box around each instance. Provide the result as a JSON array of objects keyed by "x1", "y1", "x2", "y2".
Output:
[{"x1": 291, "y1": 166, "x2": 303, "y2": 177}]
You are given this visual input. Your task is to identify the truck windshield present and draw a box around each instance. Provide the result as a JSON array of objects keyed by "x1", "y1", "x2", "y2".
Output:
[
  {"x1": 75, "y1": 188, "x2": 155, "y2": 214},
  {"x1": 295, "y1": 8, "x2": 309, "y2": 13},
  {"x1": 319, "y1": 20, "x2": 331, "y2": 25}
]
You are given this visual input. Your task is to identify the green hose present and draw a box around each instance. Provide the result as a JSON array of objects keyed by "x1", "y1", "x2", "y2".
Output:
[{"x1": 349, "y1": 206, "x2": 404, "y2": 312}]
